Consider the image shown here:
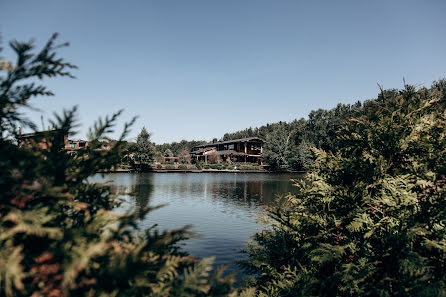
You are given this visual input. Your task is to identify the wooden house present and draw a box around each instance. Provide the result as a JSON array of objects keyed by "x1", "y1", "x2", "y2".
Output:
[
  {"x1": 17, "y1": 129, "x2": 112, "y2": 154},
  {"x1": 190, "y1": 137, "x2": 264, "y2": 165},
  {"x1": 17, "y1": 129, "x2": 67, "y2": 151}
]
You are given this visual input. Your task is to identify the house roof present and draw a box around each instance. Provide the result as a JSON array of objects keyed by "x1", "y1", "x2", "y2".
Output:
[
  {"x1": 190, "y1": 147, "x2": 216, "y2": 155},
  {"x1": 194, "y1": 137, "x2": 265, "y2": 148},
  {"x1": 207, "y1": 150, "x2": 247, "y2": 156},
  {"x1": 68, "y1": 139, "x2": 88, "y2": 143},
  {"x1": 18, "y1": 129, "x2": 62, "y2": 138}
]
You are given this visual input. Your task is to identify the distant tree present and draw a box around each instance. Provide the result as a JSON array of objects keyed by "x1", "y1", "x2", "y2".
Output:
[
  {"x1": 156, "y1": 140, "x2": 206, "y2": 156},
  {"x1": 163, "y1": 148, "x2": 174, "y2": 157},
  {"x1": 219, "y1": 103, "x2": 363, "y2": 172},
  {"x1": 263, "y1": 125, "x2": 296, "y2": 171},
  {"x1": 178, "y1": 147, "x2": 191, "y2": 164},
  {"x1": 134, "y1": 127, "x2": 154, "y2": 170}
]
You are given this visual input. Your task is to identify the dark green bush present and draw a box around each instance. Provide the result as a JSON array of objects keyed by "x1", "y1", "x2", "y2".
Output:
[
  {"x1": 241, "y1": 82, "x2": 446, "y2": 296},
  {"x1": 0, "y1": 34, "x2": 253, "y2": 297}
]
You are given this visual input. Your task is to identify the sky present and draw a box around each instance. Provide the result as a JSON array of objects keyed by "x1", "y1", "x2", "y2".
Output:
[{"x1": 1, "y1": 0, "x2": 446, "y2": 143}]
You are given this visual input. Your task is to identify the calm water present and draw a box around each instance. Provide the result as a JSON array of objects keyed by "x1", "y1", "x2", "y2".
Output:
[{"x1": 93, "y1": 172, "x2": 301, "y2": 275}]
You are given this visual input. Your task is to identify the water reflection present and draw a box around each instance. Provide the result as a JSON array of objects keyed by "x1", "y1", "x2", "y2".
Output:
[
  {"x1": 133, "y1": 174, "x2": 154, "y2": 214},
  {"x1": 106, "y1": 173, "x2": 155, "y2": 214},
  {"x1": 92, "y1": 172, "x2": 301, "y2": 274}
]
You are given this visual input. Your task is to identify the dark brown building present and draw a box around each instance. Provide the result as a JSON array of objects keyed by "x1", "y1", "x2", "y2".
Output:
[
  {"x1": 190, "y1": 137, "x2": 264, "y2": 164},
  {"x1": 17, "y1": 129, "x2": 66, "y2": 151},
  {"x1": 17, "y1": 129, "x2": 111, "y2": 153}
]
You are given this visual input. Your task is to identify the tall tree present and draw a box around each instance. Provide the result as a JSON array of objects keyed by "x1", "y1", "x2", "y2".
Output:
[
  {"x1": 135, "y1": 126, "x2": 154, "y2": 169},
  {"x1": 262, "y1": 125, "x2": 297, "y2": 171},
  {"x1": 178, "y1": 147, "x2": 191, "y2": 164},
  {"x1": 164, "y1": 148, "x2": 174, "y2": 157}
]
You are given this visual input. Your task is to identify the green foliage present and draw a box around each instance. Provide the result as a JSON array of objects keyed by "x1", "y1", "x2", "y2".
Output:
[
  {"x1": 0, "y1": 34, "x2": 252, "y2": 297},
  {"x1": 178, "y1": 148, "x2": 191, "y2": 164},
  {"x1": 134, "y1": 127, "x2": 155, "y2": 170},
  {"x1": 156, "y1": 140, "x2": 206, "y2": 157},
  {"x1": 263, "y1": 125, "x2": 297, "y2": 171},
  {"x1": 164, "y1": 148, "x2": 174, "y2": 157},
  {"x1": 0, "y1": 33, "x2": 77, "y2": 140},
  {"x1": 295, "y1": 139, "x2": 315, "y2": 170},
  {"x1": 153, "y1": 150, "x2": 165, "y2": 163},
  {"x1": 241, "y1": 82, "x2": 446, "y2": 296},
  {"x1": 221, "y1": 104, "x2": 360, "y2": 171},
  {"x1": 236, "y1": 164, "x2": 262, "y2": 171}
]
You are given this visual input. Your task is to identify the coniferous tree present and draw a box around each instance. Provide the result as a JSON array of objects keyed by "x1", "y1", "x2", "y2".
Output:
[
  {"x1": 164, "y1": 148, "x2": 174, "y2": 158},
  {"x1": 135, "y1": 127, "x2": 155, "y2": 170},
  {"x1": 241, "y1": 82, "x2": 446, "y2": 296}
]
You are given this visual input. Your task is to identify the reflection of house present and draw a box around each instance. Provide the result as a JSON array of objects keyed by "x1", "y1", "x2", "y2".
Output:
[{"x1": 190, "y1": 137, "x2": 264, "y2": 164}]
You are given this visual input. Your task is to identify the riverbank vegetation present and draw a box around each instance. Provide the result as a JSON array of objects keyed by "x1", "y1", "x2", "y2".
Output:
[{"x1": 241, "y1": 81, "x2": 446, "y2": 296}]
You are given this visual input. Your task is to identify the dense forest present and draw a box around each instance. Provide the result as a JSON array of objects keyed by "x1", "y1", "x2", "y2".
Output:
[
  {"x1": 220, "y1": 101, "x2": 363, "y2": 171},
  {"x1": 145, "y1": 101, "x2": 363, "y2": 171},
  {"x1": 132, "y1": 101, "x2": 365, "y2": 172},
  {"x1": 155, "y1": 140, "x2": 206, "y2": 158}
]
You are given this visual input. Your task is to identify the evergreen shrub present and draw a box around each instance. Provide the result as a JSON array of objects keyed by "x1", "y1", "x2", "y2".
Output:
[
  {"x1": 241, "y1": 82, "x2": 446, "y2": 296},
  {"x1": 0, "y1": 34, "x2": 255, "y2": 297}
]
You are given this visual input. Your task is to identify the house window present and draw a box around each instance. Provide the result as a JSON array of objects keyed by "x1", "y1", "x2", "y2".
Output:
[{"x1": 228, "y1": 144, "x2": 234, "y2": 150}]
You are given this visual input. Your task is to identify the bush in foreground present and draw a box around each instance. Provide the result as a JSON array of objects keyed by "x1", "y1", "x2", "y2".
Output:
[
  {"x1": 0, "y1": 34, "x2": 255, "y2": 297},
  {"x1": 241, "y1": 82, "x2": 446, "y2": 296}
]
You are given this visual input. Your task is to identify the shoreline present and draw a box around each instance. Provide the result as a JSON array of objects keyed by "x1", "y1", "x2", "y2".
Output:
[{"x1": 101, "y1": 168, "x2": 307, "y2": 174}]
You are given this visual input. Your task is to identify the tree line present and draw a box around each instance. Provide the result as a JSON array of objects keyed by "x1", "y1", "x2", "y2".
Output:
[
  {"x1": 220, "y1": 102, "x2": 364, "y2": 171},
  {"x1": 128, "y1": 102, "x2": 363, "y2": 172}
]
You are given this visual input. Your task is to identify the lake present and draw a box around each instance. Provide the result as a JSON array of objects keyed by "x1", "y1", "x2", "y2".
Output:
[{"x1": 93, "y1": 172, "x2": 301, "y2": 276}]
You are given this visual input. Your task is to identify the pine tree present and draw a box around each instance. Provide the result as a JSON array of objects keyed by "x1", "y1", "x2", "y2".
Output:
[{"x1": 135, "y1": 127, "x2": 155, "y2": 171}]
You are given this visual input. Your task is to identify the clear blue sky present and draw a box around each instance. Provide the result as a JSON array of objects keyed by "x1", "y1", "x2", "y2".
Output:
[{"x1": 1, "y1": 0, "x2": 445, "y2": 143}]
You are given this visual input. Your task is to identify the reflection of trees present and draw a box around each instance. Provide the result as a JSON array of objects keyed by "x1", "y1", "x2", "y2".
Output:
[
  {"x1": 202, "y1": 176, "x2": 268, "y2": 207},
  {"x1": 132, "y1": 174, "x2": 154, "y2": 214},
  {"x1": 202, "y1": 174, "x2": 301, "y2": 208},
  {"x1": 101, "y1": 174, "x2": 155, "y2": 215},
  {"x1": 106, "y1": 173, "x2": 299, "y2": 212}
]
